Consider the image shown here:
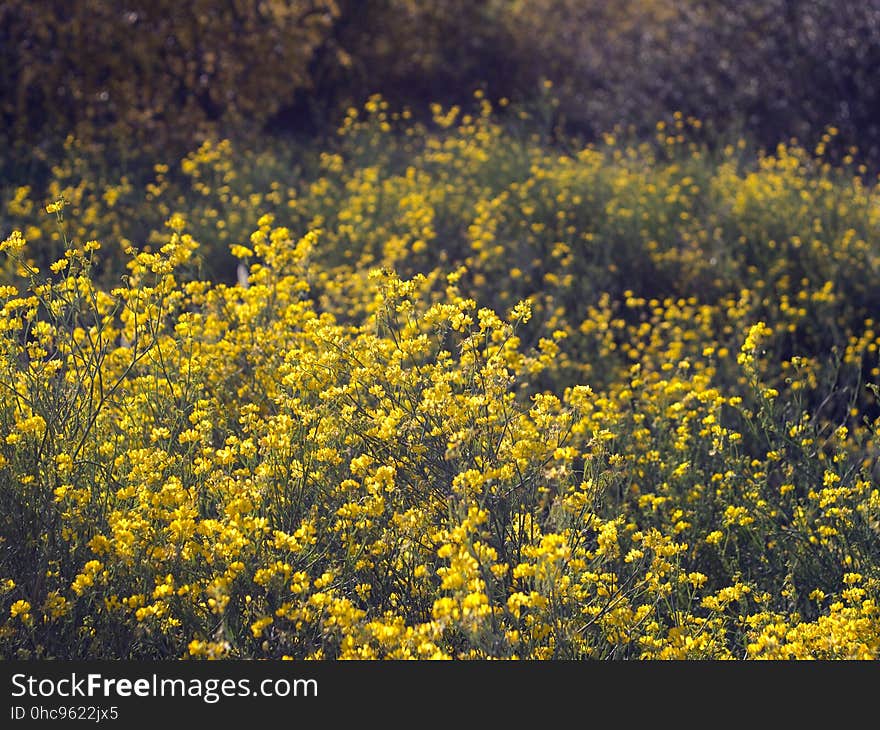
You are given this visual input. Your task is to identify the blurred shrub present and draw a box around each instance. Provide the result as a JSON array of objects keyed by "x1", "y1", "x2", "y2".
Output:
[
  {"x1": 282, "y1": 0, "x2": 524, "y2": 130},
  {"x1": 4, "y1": 0, "x2": 880, "y2": 167},
  {"x1": 502, "y1": 0, "x2": 880, "y2": 163},
  {"x1": 0, "y1": 0, "x2": 339, "y2": 156}
]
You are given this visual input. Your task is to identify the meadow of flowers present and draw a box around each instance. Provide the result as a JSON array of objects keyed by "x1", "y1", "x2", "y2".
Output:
[{"x1": 1, "y1": 94, "x2": 879, "y2": 660}]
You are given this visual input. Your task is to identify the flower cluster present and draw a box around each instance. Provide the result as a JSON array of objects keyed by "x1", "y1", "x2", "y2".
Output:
[{"x1": 1, "y1": 97, "x2": 879, "y2": 659}]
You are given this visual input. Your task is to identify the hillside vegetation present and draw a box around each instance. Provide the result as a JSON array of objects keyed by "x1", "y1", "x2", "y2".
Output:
[{"x1": 2, "y1": 98, "x2": 879, "y2": 658}]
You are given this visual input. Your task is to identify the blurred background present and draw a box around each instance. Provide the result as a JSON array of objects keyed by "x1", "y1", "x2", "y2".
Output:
[{"x1": 3, "y1": 0, "x2": 880, "y2": 165}]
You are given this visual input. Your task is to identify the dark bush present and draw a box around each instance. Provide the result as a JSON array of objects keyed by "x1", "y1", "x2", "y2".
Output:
[
  {"x1": 4, "y1": 0, "x2": 880, "y2": 167},
  {"x1": 0, "y1": 0, "x2": 339, "y2": 155},
  {"x1": 501, "y1": 0, "x2": 880, "y2": 163}
]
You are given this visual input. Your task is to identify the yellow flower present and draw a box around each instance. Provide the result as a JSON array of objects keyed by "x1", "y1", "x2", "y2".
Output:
[
  {"x1": 251, "y1": 616, "x2": 274, "y2": 639},
  {"x1": 10, "y1": 600, "x2": 31, "y2": 622},
  {"x1": 0, "y1": 230, "x2": 25, "y2": 254}
]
